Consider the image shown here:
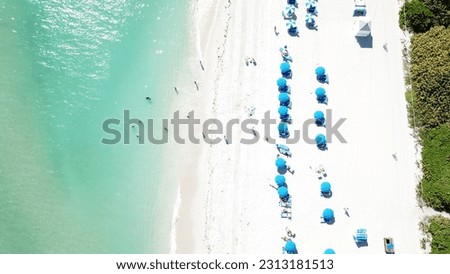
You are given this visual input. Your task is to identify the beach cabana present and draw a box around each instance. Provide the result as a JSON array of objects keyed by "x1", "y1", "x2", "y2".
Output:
[
  {"x1": 305, "y1": 0, "x2": 316, "y2": 14},
  {"x1": 275, "y1": 157, "x2": 287, "y2": 169},
  {"x1": 315, "y1": 66, "x2": 328, "y2": 83},
  {"x1": 353, "y1": 0, "x2": 367, "y2": 16},
  {"x1": 275, "y1": 175, "x2": 287, "y2": 187},
  {"x1": 354, "y1": 17, "x2": 371, "y2": 37},
  {"x1": 278, "y1": 186, "x2": 289, "y2": 199},
  {"x1": 314, "y1": 110, "x2": 325, "y2": 127},
  {"x1": 305, "y1": 13, "x2": 315, "y2": 27},
  {"x1": 315, "y1": 134, "x2": 327, "y2": 150},
  {"x1": 324, "y1": 248, "x2": 335, "y2": 254},
  {"x1": 285, "y1": 240, "x2": 298, "y2": 254},
  {"x1": 322, "y1": 208, "x2": 334, "y2": 222},
  {"x1": 315, "y1": 87, "x2": 328, "y2": 104},
  {"x1": 278, "y1": 123, "x2": 290, "y2": 139},
  {"x1": 278, "y1": 93, "x2": 291, "y2": 108},
  {"x1": 278, "y1": 106, "x2": 292, "y2": 123},
  {"x1": 277, "y1": 78, "x2": 290, "y2": 93},
  {"x1": 286, "y1": 19, "x2": 299, "y2": 36},
  {"x1": 282, "y1": 4, "x2": 296, "y2": 19},
  {"x1": 321, "y1": 182, "x2": 331, "y2": 194},
  {"x1": 280, "y1": 62, "x2": 292, "y2": 78}
]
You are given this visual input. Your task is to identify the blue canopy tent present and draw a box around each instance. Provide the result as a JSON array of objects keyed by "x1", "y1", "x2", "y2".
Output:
[
  {"x1": 286, "y1": 19, "x2": 299, "y2": 36},
  {"x1": 278, "y1": 122, "x2": 290, "y2": 139},
  {"x1": 278, "y1": 186, "x2": 289, "y2": 199},
  {"x1": 314, "y1": 110, "x2": 325, "y2": 127},
  {"x1": 306, "y1": 0, "x2": 316, "y2": 13},
  {"x1": 323, "y1": 208, "x2": 334, "y2": 222},
  {"x1": 315, "y1": 66, "x2": 328, "y2": 83},
  {"x1": 315, "y1": 87, "x2": 328, "y2": 104},
  {"x1": 278, "y1": 92, "x2": 291, "y2": 108},
  {"x1": 277, "y1": 78, "x2": 290, "y2": 93},
  {"x1": 275, "y1": 158, "x2": 287, "y2": 169},
  {"x1": 280, "y1": 62, "x2": 292, "y2": 78},
  {"x1": 324, "y1": 248, "x2": 335, "y2": 254},
  {"x1": 315, "y1": 134, "x2": 327, "y2": 150},
  {"x1": 282, "y1": 4, "x2": 296, "y2": 19},
  {"x1": 305, "y1": 13, "x2": 315, "y2": 27},
  {"x1": 275, "y1": 175, "x2": 287, "y2": 187},
  {"x1": 321, "y1": 182, "x2": 331, "y2": 194},
  {"x1": 278, "y1": 106, "x2": 291, "y2": 123},
  {"x1": 285, "y1": 240, "x2": 297, "y2": 254}
]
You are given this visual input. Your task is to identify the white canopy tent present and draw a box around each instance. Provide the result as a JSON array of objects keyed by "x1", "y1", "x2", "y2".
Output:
[{"x1": 354, "y1": 17, "x2": 371, "y2": 37}]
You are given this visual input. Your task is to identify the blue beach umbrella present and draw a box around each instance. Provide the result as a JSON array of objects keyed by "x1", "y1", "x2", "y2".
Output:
[
  {"x1": 305, "y1": 13, "x2": 315, "y2": 25},
  {"x1": 315, "y1": 66, "x2": 326, "y2": 76},
  {"x1": 321, "y1": 182, "x2": 331, "y2": 193},
  {"x1": 275, "y1": 175, "x2": 286, "y2": 187},
  {"x1": 314, "y1": 111, "x2": 324, "y2": 120},
  {"x1": 286, "y1": 19, "x2": 297, "y2": 30},
  {"x1": 306, "y1": 1, "x2": 316, "y2": 12},
  {"x1": 280, "y1": 62, "x2": 291, "y2": 73},
  {"x1": 284, "y1": 4, "x2": 296, "y2": 17},
  {"x1": 285, "y1": 240, "x2": 297, "y2": 254},
  {"x1": 324, "y1": 249, "x2": 335, "y2": 254},
  {"x1": 275, "y1": 158, "x2": 287, "y2": 169},
  {"x1": 277, "y1": 78, "x2": 287, "y2": 88},
  {"x1": 323, "y1": 208, "x2": 334, "y2": 221},
  {"x1": 315, "y1": 87, "x2": 326, "y2": 97},
  {"x1": 278, "y1": 186, "x2": 289, "y2": 199},
  {"x1": 278, "y1": 106, "x2": 289, "y2": 116},
  {"x1": 278, "y1": 93, "x2": 290, "y2": 104},
  {"x1": 315, "y1": 134, "x2": 326, "y2": 145}
]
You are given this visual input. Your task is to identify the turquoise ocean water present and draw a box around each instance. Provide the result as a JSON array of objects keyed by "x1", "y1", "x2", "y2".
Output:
[{"x1": 0, "y1": 0, "x2": 190, "y2": 253}]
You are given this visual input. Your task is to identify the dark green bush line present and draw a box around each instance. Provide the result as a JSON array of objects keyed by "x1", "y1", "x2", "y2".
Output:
[{"x1": 399, "y1": 0, "x2": 450, "y2": 33}]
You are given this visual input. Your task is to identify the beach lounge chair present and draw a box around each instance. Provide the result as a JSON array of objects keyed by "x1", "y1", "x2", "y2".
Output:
[
  {"x1": 281, "y1": 208, "x2": 292, "y2": 220},
  {"x1": 354, "y1": 228, "x2": 368, "y2": 243},
  {"x1": 279, "y1": 198, "x2": 292, "y2": 208},
  {"x1": 276, "y1": 144, "x2": 292, "y2": 157},
  {"x1": 353, "y1": 0, "x2": 367, "y2": 16}
]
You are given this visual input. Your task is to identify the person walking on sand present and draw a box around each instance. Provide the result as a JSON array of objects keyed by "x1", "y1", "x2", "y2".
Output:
[
  {"x1": 194, "y1": 81, "x2": 199, "y2": 91},
  {"x1": 174, "y1": 87, "x2": 178, "y2": 94},
  {"x1": 344, "y1": 207, "x2": 350, "y2": 217},
  {"x1": 274, "y1": 26, "x2": 279, "y2": 36}
]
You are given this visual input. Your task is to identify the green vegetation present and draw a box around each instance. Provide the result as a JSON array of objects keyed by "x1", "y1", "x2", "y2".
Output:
[
  {"x1": 422, "y1": 216, "x2": 450, "y2": 253},
  {"x1": 402, "y1": 2, "x2": 450, "y2": 252},
  {"x1": 399, "y1": 0, "x2": 450, "y2": 33},
  {"x1": 410, "y1": 26, "x2": 450, "y2": 129},
  {"x1": 420, "y1": 124, "x2": 450, "y2": 212}
]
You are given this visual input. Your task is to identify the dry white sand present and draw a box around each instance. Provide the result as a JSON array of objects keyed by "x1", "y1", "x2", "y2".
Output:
[{"x1": 175, "y1": 0, "x2": 425, "y2": 254}]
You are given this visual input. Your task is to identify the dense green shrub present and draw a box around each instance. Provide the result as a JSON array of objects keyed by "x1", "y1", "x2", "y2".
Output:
[
  {"x1": 421, "y1": 0, "x2": 450, "y2": 27},
  {"x1": 420, "y1": 124, "x2": 450, "y2": 212},
  {"x1": 426, "y1": 216, "x2": 450, "y2": 253},
  {"x1": 399, "y1": 0, "x2": 434, "y2": 33},
  {"x1": 410, "y1": 26, "x2": 450, "y2": 129}
]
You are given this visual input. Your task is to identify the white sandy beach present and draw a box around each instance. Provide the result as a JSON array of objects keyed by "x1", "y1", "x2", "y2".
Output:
[{"x1": 174, "y1": 0, "x2": 425, "y2": 254}]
